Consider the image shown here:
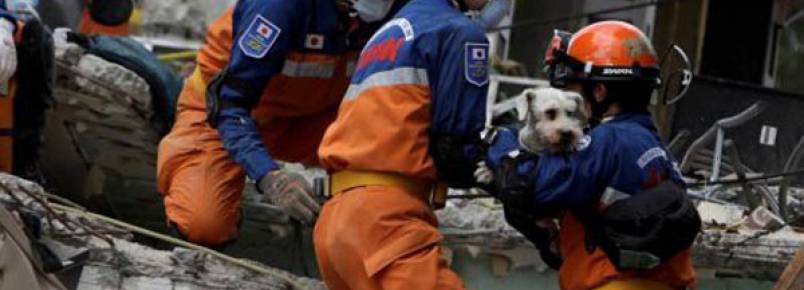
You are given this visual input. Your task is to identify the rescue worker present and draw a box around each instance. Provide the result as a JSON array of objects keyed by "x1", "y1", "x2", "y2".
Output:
[
  {"x1": 157, "y1": 0, "x2": 403, "y2": 247},
  {"x1": 482, "y1": 21, "x2": 699, "y2": 290},
  {"x1": 78, "y1": 0, "x2": 132, "y2": 36},
  {"x1": 0, "y1": 1, "x2": 51, "y2": 183},
  {"x1": 314, "y1": 0, "x2": 506, "y2": 288},
  {"x1": 0, "y1": 5, "x2": 18, "y2": 173}
]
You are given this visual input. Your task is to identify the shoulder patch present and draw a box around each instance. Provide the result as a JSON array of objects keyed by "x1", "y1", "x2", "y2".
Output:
[
  {"x1": 637, "y1": 147, "x2": 668, "y2": 168},
  {"x1": 465, "y1": 42, "x2": 489, "y2": 86},
  {"x1": 238, "y1": 14, "x2": 281, "y2": 59}
]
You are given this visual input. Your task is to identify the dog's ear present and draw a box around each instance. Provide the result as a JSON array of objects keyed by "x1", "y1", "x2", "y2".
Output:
[
  {"x1": 526, "y1": 89, "x2": 541, "y2": 122},
  {"x1": 565, "y1": 91, "x2": 588, "y2": 121},
  {"x1": 523, "y1": 89, "x2": 538, "y2": 103},
  {"x1": 519, "y1": 89, "x2": 539, "y2": 122},
  {"x1": 514, "y1": 91, "x2": 530, "y2": 122}
]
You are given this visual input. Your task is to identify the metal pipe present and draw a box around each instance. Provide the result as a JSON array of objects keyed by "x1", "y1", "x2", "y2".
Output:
[
  {"x1": 680, "y1": 101, "x2": 767, "y2": 173},
  {"x1": 778, "y1": 135, "x2": 804, "y2": 221},
  {"x1": 711, "y1": 128, "x2": 725, "y2": 182}
]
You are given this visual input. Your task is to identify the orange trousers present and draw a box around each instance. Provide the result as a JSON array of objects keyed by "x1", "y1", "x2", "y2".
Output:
[
  {"x1": 313, "y1": 185, "x2": 464, "y2": 290},
  {"x1": 157, "y1": 82, "x2": 336, "y2": 246}
]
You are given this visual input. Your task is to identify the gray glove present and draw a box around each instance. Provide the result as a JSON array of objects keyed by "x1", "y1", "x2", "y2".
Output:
[{"x1": 259, "y1": 171, "x2": 320, "y2": 226}]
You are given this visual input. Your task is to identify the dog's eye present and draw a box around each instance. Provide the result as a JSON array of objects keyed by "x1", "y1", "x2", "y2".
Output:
[{"x1": 545, "y1": 109, "x2": 558, "y2": 120}]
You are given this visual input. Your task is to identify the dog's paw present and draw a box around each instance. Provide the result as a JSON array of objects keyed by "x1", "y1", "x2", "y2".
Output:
[{"x1": 474, "y1": 161, "x2": 494, "y2": 184}]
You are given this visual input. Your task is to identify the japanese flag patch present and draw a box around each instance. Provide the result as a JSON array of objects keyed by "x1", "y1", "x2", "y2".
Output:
[
  {"x1": 465, "y1": 42, "x2": 489, "y2": 86},
  {"x1": 239, "y1": 14, "x2": 281, "y2": 59},
  {"x1": 305, "y1": 34, "x2": 325, "y2": 50}
]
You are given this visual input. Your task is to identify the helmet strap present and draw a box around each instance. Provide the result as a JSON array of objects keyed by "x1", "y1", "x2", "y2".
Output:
[{"x1": 582, "y1": 82, "x2": 614, "y2": 127}]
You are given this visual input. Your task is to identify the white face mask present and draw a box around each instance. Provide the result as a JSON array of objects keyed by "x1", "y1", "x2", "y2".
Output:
[
  {"x1": 350, "y1": 0, "x2": 394, "y2": 23},
  {"x1": 4, "y1": 0, "x2": 37, "y2": 10},
  {"x1": 4, "y1": 0, "x2": 39, "y2": 20}
]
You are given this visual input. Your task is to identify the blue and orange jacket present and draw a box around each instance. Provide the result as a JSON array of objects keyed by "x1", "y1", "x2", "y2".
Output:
[
  {"x1": 318, "y1": 0, "x2": 489, "y2": 180},
  {"x1": 486, "y1": 112, "x2": 696, "y2": 290},
  {"x1": 202, "y1": 0, "x2": 366, "y2": 181}
]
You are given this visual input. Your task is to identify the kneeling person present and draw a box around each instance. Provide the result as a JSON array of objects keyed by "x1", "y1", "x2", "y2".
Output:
[{"x1": 157, "y1": 0, "x2": 399, "y2": 247}]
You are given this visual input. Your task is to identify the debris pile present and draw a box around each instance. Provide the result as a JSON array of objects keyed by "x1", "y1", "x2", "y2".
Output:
[
  {"x1": 46, "y1": 33, "x2": 165, "y2": 231},
  {"x1": 437, "y1": 190, "x2": 804, "y2": 281},
  {"x1": 0, "y1": 173, "x2": 324, "y2": 290},
  {"x1": 139, "y1": 0, "x2": 236, "y2": 40}
]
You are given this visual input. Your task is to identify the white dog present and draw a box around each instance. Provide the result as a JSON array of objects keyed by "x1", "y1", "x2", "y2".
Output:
[
  {"x1": 476, "y1": 87, "x2": 589, "y2": 184},
  {"x1": 518, "y1": 87, "x2": 588, "y2": 153}
]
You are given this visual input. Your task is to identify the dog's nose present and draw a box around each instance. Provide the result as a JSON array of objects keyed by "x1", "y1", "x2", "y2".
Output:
[{"x1": 559, "y1": 131, "x2": 574, "y2": 145}]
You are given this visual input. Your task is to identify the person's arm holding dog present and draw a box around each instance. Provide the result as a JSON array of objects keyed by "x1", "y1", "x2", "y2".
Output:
[{"x1": 481, "y1": 123, "x2": 616, "y2": 210}]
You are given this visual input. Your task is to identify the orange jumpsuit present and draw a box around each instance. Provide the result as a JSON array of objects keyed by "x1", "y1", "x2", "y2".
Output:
[
  {"x1": 157, "y1": 3, "x2": 358, "y2": 246},
  {"x1": 560, "y1": 214, "x2": 696, "y2": 290},
  {"x1": 315, "y1": 0, "x2": 490, "y2": 288}
]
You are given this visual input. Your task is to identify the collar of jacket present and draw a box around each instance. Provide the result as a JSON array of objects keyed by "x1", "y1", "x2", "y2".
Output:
[{"x1": 604, "y1": 111, "x2": 656, "y2": 130}]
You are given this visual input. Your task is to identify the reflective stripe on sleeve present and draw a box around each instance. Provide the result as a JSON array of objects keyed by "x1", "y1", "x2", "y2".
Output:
[
  {"x1": 280, "y1": 60, "x2": 336, "y2": 78},
  {"x1": 343, "y1": 67, "x2": 429, "y2": 101}
]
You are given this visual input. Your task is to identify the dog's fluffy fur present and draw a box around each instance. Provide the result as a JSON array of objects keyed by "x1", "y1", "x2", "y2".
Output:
[
  {"x1": 475, "y1": 88, "x2": 588, "y2": 185},
  {"x1": 518, "y1": 87, "x2": 588, "y2": 154}
]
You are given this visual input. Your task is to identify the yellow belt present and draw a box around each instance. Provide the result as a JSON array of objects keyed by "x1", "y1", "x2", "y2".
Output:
[
  {"x1": 329, "y1": 170, "x2": 448, "y2": 209},
  {"x1": 188, "y1": 69, "x2": 206, "y2": 93},
  {"x1": 595, "y1": 279, "x2": 676, "y2": 290}
]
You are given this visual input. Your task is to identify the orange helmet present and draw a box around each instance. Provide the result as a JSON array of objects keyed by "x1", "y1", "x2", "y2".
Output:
[{"x1": 545, "y1": 21, "x2": 661, "y2": 88}]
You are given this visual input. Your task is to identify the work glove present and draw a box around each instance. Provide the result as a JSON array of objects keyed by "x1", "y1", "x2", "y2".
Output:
[
  {"x1": 474, "y1": 127, "x2": 519, "y2": 185},
  {"x1": 259, "y1": 170, "x2": 321, "y2": 226},
  {"x1": 52, "y1": 27, "x2": 71, "y2": 45},
  {"x1": 0, "y1": 18, "x2": 16, "y2": 84},
  {"x1": 503, "y1": 204, "x2": 563, "y2": 270}
]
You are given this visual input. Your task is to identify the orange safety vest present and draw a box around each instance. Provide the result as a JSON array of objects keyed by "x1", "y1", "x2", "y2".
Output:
[
  {"x1": 558, "y1": 213, "x2": 697, "y2": 290},
  {"x1": 78, "y1": 8, "x2": 129, "y2": 36},
  {"x1": 0, "y1": 22, "x2": 23, "y2": 173}
]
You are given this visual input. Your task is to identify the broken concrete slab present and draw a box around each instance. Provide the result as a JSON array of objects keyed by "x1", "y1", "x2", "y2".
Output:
[
  {"x1": 745, "y1": 207, "x2": 786, "y2": 231},
  {"x1": 697, "y1": 201, "x2": 747, "y2": 226},
  {"x1": 0, "y1": 173, "x2": 326, "y2": 290}
]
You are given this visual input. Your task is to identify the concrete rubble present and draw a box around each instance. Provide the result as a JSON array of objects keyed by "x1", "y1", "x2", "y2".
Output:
[
  {"x1": 139, "y1": 0, "x2": 236, "y2": 40},
  {"x1": 74, "y1": 54, "x2": 152, "y2": 113},
  {"x1": 0, "y1": 173, "x2": 325, "y2": 290},
  {"x1": 47, "y1": 34, "x2": 166, "y2": 233},
  {"x1": 436, "y1": 191, "x2": 804, "y2": 281}
]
